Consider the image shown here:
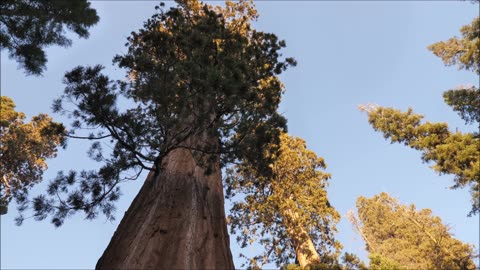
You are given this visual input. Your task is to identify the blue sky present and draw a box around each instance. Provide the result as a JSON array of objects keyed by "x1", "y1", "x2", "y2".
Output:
[{"x1": 1, "y1": 1, "x2": 479, "y2": 269}]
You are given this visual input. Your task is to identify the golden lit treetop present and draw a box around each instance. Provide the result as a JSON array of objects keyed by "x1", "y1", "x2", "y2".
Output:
[
  {"x1": 428, "y1": 17, "x2": 480, "y2": 75},
  {"x1": 348, "y1": 192, "x2": 477, "y2": 270},
  {"x1": 0, "y1": 96, "x2": 65, "y2": 215},
  {"x1": 226, "y1": 133, "x2": 341, "y2": 268}
]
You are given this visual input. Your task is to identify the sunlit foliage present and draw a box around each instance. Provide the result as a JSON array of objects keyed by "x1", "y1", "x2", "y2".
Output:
[
  {"x1": 428, "y1": 17, "x2": 479, "y2": 75},
  {"x1": 361, "y1": 15, "x2": 480, "y2": 216},
  {"x1": 0, "y1": 96, "x2": 65, "y2": 215},
  {"x1": 227, "y1": 133, "x2": 341, "y2": 268},
  {"x1": 348, "y1": 192, "x2": 477, "y2": 270},
  {"x1": 361, "y1": 105, "x2": 479, "y2": 215}
]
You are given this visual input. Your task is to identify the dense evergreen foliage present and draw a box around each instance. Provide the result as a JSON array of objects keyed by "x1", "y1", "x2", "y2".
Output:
[
  {"x1": 348, "y1": 193, "x2": 477, "y2": 270},
  {"x1": 0, "y1": 96, "x2": 65, "y2": 215},
  {"x1": 0, "y1": 0, "x2": 99, "y2": 75},
  {"x1": 428, "y1": 17, "x2": 479, "y2": 75},
  {"x1": 361, "y1": 16, "x2": 480, "y2": 216},
  {"x1": 227, "y1": 133, "x2": 341, "y2": 268},
  {"x1": 19, "y1": 0, "x2": 295, "y2": 227},
  {"x1": 361, "y1": 104, "x2": 479, "y2": 215}
]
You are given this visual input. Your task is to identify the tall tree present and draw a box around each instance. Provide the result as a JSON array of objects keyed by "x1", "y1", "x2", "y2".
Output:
[
  {"x1": 348, "y1": 192, "x2": 477, "y2": 270},
  {"x1": 0, "y1": 96, "x2": 65, "y2": 215},
  {"x1": 19, "y1": 0, "x2": 295, "y2": 269},
  {"x1": 360, "y1": 15, "x2": 480, "y2": 215},
  {"x1": 0, "y1": 0, "x2": 99, "y2": 75},
  {"x1": 227, "y1": 133, "x2": 341, "y2": 269}
]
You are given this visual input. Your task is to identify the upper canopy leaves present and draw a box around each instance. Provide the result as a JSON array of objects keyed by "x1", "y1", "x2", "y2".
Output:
[
  {"x1": 349, "y1": 192, "x2": 477, "y2": 270},
  {"x1": 361, "y1": 105, "x2": 480, "y2": 216},
  {"x1": 226, "y1": 133, "x2": 341, "y2": 268},
  {"x1": 0, "y1": 96, "x2": 66, "y2": 215},
  {"x1": 428, "y1": 17, "x2": 480, "y2": 75},
  {"x1": 22, "y1": 0, "x2": 295, "y2": 226},
  {"x1": 0, "y1": 0, "x2": 99, "y2": 75}
]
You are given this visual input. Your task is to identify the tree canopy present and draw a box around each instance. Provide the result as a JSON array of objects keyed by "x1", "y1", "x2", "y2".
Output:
[
  {"x1": 361, "y1": 104, "x2": 479, "y2": 215},
  {"x1": 0, "y1": 96, "x2": 65, "y2": 215},
  {"x1": 0, "y1": 0, "x2": 99, "y2": 75},
  {"x1": 227, "y1": 133, "x2": 341, "y2": 268},
  {"x1": 348, "y1": 192, "x2": 477, "y2": 270},
  {"x1": 429, "y1": 15, "x2": 480, "y2": 126},
  {"x1": 428, "y1": 17, "x2": 479, "y2": 75},
  {"x1": 361, "y1": 16, "x2": 480, "y2": 216},
  {"x1": 18, "y1": 0, "x2": 295, "y2": 227}
]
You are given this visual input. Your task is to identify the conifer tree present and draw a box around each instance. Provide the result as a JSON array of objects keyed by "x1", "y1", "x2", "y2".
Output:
[
  {"x1": 0, "y1": 0, "x2": 99, "y2": 75},
  {"x1": 1, "y1": 0, "x2": 97, "y2": 214},
  {"x1": 18, "y1": 1, "x2": 295, "y2": 268},
  {"x1": 0, "y1": 96, "x2": 65, "y2": 215},
  {"x1": 227, "y1": 133, "x2": 341, "y2": 269},
  {"x1": 361, "y1": 15, "x2": 480, "y2": 215},
  {"x1": 348, "y1": 192, "x2": 477, "y2": 270}
]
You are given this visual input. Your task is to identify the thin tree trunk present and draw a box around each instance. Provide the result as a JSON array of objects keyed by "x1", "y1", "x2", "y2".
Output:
[
  {"x1": 96, "y1": 130, "x2": 234, "y2": 269},
  {"x1": 346, "y1": 209, "x2": 375, "y2": 253},
  {"x1": 283, "y1": 208, "x2": 321, "y2": 268}
]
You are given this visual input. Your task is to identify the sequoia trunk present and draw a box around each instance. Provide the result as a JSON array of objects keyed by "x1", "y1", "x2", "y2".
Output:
[
  {"x1": 283, "y1": 209, "x2": 321, "y2": 268},
  {"x1": 96, "y1": 131, "x2": 234, "y2": 269}
]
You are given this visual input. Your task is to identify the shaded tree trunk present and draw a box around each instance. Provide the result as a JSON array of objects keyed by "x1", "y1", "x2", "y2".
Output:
[
  {"x1": 283, "y1": 209, "x2": 320, "y2": 268},
  {"x1": 96, "y1": 131, "x2": 234, "y2": 269}
]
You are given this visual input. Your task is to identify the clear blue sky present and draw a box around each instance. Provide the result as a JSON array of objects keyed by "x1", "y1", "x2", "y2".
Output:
[{"x1": 1, "y1": 1, "x2": 478, "y2": 269}]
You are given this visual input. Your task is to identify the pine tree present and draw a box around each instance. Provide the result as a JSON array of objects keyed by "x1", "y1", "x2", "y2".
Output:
[
  {"x1": 18, "y1": 1, "x2": 295, "y2": 268},
  {"x1": 0, "y1": 96, "x2": 65, "y2": 215},
  {"x1": 361, "y1": 15, "x2": 480, "y2": 215},
  {"x1": 348, "y1": 192, "x2": 477, "y2": 270},
  {"x1": 0, "y1": 0, "x2": 99, "y2": 75},
  {"x1": 227, "y1": 133, "x2": 341, "y2": 269}
]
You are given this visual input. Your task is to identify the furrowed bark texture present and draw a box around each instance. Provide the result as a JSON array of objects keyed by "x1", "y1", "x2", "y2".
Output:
[
  {"x1": 96, "y1": 133, "x2": 234, "y2": 269},
  {"x1": 283, "y1": 209, "x2": 320, "y2": 268}
]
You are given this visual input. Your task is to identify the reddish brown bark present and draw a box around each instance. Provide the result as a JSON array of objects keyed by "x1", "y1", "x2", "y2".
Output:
[{"x1": 96, "y1": 133, "x2": 234, "y2": 269}]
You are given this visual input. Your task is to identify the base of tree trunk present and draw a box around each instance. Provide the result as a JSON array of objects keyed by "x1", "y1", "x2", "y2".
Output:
[{"x1": 96, "y1": 147, "x2": 234, "y2": 269}]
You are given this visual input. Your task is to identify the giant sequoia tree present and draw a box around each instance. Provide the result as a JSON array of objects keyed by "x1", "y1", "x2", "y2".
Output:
[
  {"x1": 0, "y1": 0, "x2": 99, "y2": 75},
  {"x1": 0, "y1": 96, "x2": 65, "y2": 215},
  {"x1": 361, "y1": 16, "x2": 480, "y2": 215},
  {"x1": 348, "y1": 193, "x2": 477, "y2": 270},
  {"x1": 19, "y1": 0, "x2": 295, "y2": 268},
  {"x1": 227, "y1": 133, "x2": 341, "y2": 269}
]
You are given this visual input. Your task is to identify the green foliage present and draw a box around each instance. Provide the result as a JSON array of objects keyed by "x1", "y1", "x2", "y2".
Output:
[
  {"x1": 283, "y1": 263, "x2": 341, "y2": 270},
  {"x1": 21, "y1": 0, "x2": 294, "y2": 226},
  {"x1": 361, "y1": 15, "x2": 480, "y2": 216},
  {"x1": 350, "y1": 193, "x2": 477, "y2": 270},
  {"x1": 443, "y1": 86, "x2": 480, "y2": 125},
  {"x1": 341, "y1": 253, "x2": 368, "y2": 270},
  {"x1": 227, "y1": 133, "x2": 341, "y2": 268},
  {"x1": 0, "y1": 0, "x2": 99, "y2": 75},
  {"x1": 363, "y1": 105, "x2": 480, "y2": 215},
  {"x1": 428, "y1": 17, "x2": 479, "y2": 75},
  {"x1": 0, "y1": 96, "x2": 65, "y2": 216},
  {"x1": 281, "y1": 253, "x2": 367, "y2": 270},
  {"x1": 368, "y1": 253, "x2": 403, "y2": 270}
]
